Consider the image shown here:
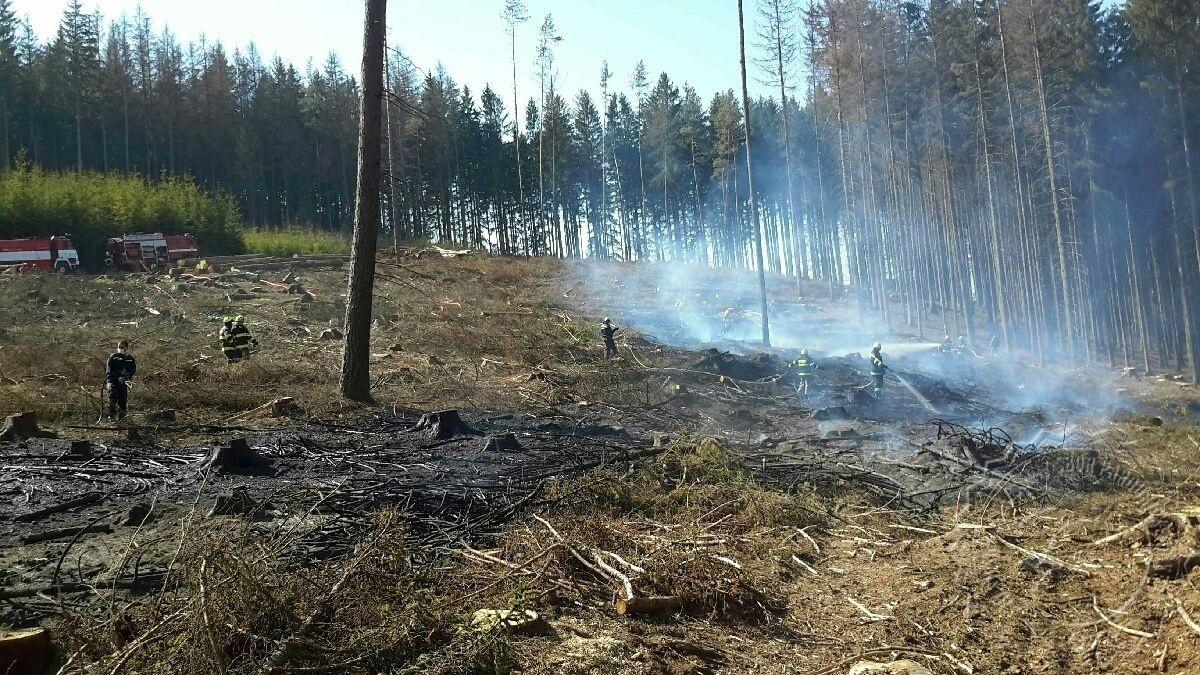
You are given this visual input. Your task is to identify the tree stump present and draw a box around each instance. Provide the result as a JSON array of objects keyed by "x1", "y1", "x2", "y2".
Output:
[
  {"x1": 0, "y1": 412, "x2": 54, "y2": 442},
  {"x1": 67, "y1": 440, "x2": 94, "y2": 458},
  {"x1": 0, "y1": 627, "x2": 50, "y2": 674},
  {"x1": 117, "y1": 502, "x2": 155, "y2": 527},
  {"x1": 411, "y1": 410, "x2": 478, "y2": 440},
  {"x1": 146, "y1": 409, "x2": 177, "y2": 424},
  {"x1": 204, "y1": 438, "x2": 272, "y2": 474},
  {"x1": 810, "y1": 406, "x2": 852, "y2": 422},
  {"x1": 483, "y1": 433, "x2": 524, "y2": 453},
  {"x1": 208, "y1": 487, "x2": 263, "y2": 517}
]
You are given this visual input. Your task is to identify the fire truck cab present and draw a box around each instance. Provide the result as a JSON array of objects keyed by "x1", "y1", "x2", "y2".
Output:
[
  {"x1": 105, "y1": 233, "x2": 200, "y2": 270},
  {"x1": 0, "y1": 236, "x2": 81, "y2": 273}
]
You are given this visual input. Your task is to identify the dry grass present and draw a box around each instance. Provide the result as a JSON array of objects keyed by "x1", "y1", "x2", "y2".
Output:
[{"x1": 0, "y1": 255, "x2": 657, "y2": 428}]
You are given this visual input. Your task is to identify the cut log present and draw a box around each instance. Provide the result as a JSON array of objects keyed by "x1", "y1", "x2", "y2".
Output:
[
  {"x1": 410, "y1": 410, "x2": 478, "y2": 440},
  {"x1": 14, "y1": 492, "x2": 104, "y2": 522},
  {"x1": 0, "y1": 627, "x2": 50, "y2": 674},
  {"x1": 21, "y1": 523, "x2": 112, "y2": 544},
  {"x1": 66, "y1": 440, "x2": 95, "y2": 458},
  {"x1": 0, "y1": 411, "x2": 55, "y2": 441},
  {"x1": 614, "y1": 595, "x2": 683, "y2": 616},
  {"x1": 226, "y1": 397, "x2": 301, "y2": 423}
]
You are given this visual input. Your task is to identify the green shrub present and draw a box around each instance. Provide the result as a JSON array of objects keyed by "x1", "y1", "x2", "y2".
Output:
[
  {"x1": 0, "y1": 165, "x2": 245, "y2": 269},
  {"x1": 242, "y1": 227, "x2": 351, "y2": 257}
]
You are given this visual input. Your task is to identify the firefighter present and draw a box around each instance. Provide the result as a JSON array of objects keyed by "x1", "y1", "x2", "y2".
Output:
[
  {"x1": 105, "y1": 339, "x2": 136, "y2": 420},
  {"x1": 940, "y1": 335, "x2": 953, "y2": 354},
  {"x1": 219, "y1": 316, "x2": 239, "y2": 362},
  {"x1": 228, "y1": 315, "x2": 258, "y2": 361},
  {"x1": 792, "y1": 348, "x2": 818, "y2": 397},
  {"x1": 869, "y1": 342, "x2": 887, "y2": 396},
  {"x1": 600, "y1": 317, "x2": 620, "y2": 359}
]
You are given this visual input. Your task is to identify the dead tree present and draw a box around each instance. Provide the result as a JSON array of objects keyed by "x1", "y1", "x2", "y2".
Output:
[
  {"x1": 738, "y1": 0, "x2": 771, "y2": 347},
  {"x1": 503, "y1": 0, "x2": 529, "y2": 255},
  {"x1": 341, "y1": 0, "x2": 386, "y2": 403}
]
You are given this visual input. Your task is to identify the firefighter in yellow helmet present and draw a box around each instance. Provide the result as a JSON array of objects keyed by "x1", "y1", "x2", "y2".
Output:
[
  {"x1": 869, "y1": 342, "x2": 887, "y2": 396},
  {"x1": 792, "y1": 348, "x2": 818, "y2": 397},
  {"x1": 225, "y1": 315, "x2": 258, "y2": 362}
]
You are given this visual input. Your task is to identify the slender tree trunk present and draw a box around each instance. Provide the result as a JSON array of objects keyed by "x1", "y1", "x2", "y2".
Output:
[
  {"x1": 75, "y1": 96, "x2": 83, "y2": 172},
  {"x1": 123, "y1": 93, "x2": 130, "y2": 175},
  {"x1": 341, "y1": 0, "x2": 386, "y2": 402},
  {"x1": 384, "y1": 48, "x2": 400, "y2": 255},
  {"x1": 0, "y1": 96, "x2": 8, "y2": 174},
  {"x1": 1028, "y1": 0, "x2": 1073, "y2": 355},
  {"x1": 738, "y1": 0, "x2": 770, "y2": 346},
  {"x1": 511, "y1": 25, "x2": 525, "y2": 252},
  {"x1": 974, "y1": 38, "x2": 1009, "y2": 352}
]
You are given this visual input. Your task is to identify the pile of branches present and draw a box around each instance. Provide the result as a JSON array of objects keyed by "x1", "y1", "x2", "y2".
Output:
[{"x1": 928, "y1": 419, "x2": 1036, "y2": 470}]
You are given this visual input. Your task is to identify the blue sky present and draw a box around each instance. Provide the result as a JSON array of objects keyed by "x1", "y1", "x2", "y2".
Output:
[{"x1": 15, "y1": 0, "x2": 1123, "y2": 117}]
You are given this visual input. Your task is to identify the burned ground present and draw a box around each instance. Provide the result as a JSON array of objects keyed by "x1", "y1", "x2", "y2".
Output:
[{"x1": 1, "y1": 254, "x2": 1199, "y2": 674}]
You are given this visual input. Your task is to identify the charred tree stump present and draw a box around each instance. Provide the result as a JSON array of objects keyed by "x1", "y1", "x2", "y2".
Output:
[
  {"x1": 204, "y1": 438, "x2": 272, "y2": 474},
  {"x1": 0, "y1": 412, "x2": 55, "y2": 442},
  {"x1": 411, "y1": 410, "x2": 478, "y2": 440},
  {"x1": 208, "y1": 487, "x2": 264, "y2": 517},
  {"x1": 483, "y1": 433, "x2": 524, "y2": 453}
]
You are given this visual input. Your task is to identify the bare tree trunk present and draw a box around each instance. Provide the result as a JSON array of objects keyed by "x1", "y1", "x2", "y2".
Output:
[
  {"x1": 510, "y1": 23, "x2": 527, "y2": 256},
  {"x1": 1, "y1": 96, "x2": 9, "y2": 174},
  {"x1": 384, "y1": 48, "x2": 400, "y2": 255},
  {"x1": 341, "y1": 0, "x2": 386, "y2": 403},
  {"x1": 739, "y1": 0, "x2": 770, "y2": 346},
  {"x1": 973, "y1": 34, "x2": 1009, "y2": 352},
  {"x1": 1028, "y1": 0, "x2": 1073, "y2": 355}
]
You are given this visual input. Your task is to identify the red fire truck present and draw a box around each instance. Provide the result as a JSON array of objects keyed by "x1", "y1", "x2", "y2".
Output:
[
  {"x1": 105, "y1": 233, "x2": 200, "y2": 270},
  {"x1": 0, "y1": 236, "x2": 81, "y2": 273}
]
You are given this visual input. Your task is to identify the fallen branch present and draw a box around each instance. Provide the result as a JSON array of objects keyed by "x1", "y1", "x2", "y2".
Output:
[
  {"x1": 1171, "y1": 595, "x2": 1200, "y2": 637},
  {"x1": 846, "y1": 596, "x2": 893, "y2": 623},
  {"x1": 14, "y1": 492, "x2": 105, "y2": 522},
  {"x1": 1092, "y1": 596, "x2": 1155, "y2": 639}
]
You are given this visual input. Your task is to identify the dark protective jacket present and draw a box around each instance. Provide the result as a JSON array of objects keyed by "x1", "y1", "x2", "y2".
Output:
[
  {"x1": 106, "y1": 352, "x2": 137, "y2": 383},
  {"x1": 601, "y1": 324, "x2": 620, "y2": 343},
  {"x1": 793, "y1": 356, "x2": 817, "y2": 376},
  {"x1": 870, "y1": 352, "x2": 886, "y2": 376},
  {"x1": 228, "y1": 324, "x2": 256, "y2": 353}
]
